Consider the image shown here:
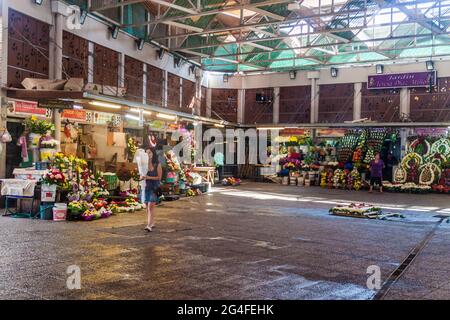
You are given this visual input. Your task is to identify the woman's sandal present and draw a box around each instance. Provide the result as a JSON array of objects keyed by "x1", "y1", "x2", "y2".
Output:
[{"x1": 145, "y1": 227, "x2": 153, "y2": 232}]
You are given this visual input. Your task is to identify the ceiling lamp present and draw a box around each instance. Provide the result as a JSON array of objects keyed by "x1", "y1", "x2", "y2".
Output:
[
  {"x1": 330, "y1": 67, "x2": 338, "y2": 78},
  {"x1": 89, "y1": 101, "x2": 122, "y2": 109},
  {"x1": 289, "y1": 70, "x2": 297, "y2": 80},
  {"x1": 125, "y1": 114, "x2": 140, "y2": 121},
  {"x1": 376, "y1": 64, "x2": 384, "y2": 74},
  {"x1": 426, "y1": 60, "x2": 434, "y2": 71},
  {"x1": 157, "y1": 113, "x2": 177, "y2": 121},
  {"x1": 129, "y1": 108, "x2": 152, "y2": 116}
]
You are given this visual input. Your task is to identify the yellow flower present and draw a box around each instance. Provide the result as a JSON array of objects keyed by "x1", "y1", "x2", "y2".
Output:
[{"x1": 31, "y1": 115, "x2": 37, "y2": 121}]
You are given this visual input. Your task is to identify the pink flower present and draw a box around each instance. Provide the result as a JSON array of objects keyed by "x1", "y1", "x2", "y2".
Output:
[{"x1": 55, "y1": 174, "x2": 62, "y2": 180}]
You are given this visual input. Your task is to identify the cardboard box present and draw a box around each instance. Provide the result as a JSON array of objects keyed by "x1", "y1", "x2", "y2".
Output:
[
  {"x1": 64, "y1": 78, "x2": 84, "y2": 91},
  {"x1": 21, "y1": 78, "x2": 67, "y2": 90},
  {"x1": 84, "y1": 83, "x2": 102, "y2": 94}
]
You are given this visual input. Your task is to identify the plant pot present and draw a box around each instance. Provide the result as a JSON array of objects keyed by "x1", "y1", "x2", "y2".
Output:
[
  {"x1": 28, "y1": 133, "x2": 41, "y2": 149},
  {"x1": 40, "y1": 148, "x2": 56, "y2": 161}
]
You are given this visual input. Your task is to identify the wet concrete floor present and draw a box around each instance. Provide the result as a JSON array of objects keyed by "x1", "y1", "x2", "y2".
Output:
[{"x1": 1, "y1": 182, "x2": 450, "y2": 300}]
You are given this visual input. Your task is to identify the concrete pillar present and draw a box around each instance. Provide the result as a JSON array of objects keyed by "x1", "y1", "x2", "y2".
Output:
[
  {"x1": 307, "y1": 71, "x2": 320, "y2": 124},
  {"x1": 88, "y1": 42, "x2": 94, "y2": 83},
  {"x1": 119, "y1": 53, "x2": 125, "y2": 88},
  {"x1": 237, "y1": 89, "x2": 245, "y2": 124},
  {"x1": 273, "y1": 87, "x2": 280, "y2": 124},
  {"x1": 400, "y1": 88, "x2": 410, "y2": 120},
  {"x1": 142, "y1": 64, "x2": 147, "y2": 105},
  {"x1": 0, "y1": 96, "x2": 7, "y2": 179},
  {"x1": 354, "y1": 82, "x2": 362, "y2": 121},
  {"x1": 52, "y1": 11, "x2": 64, "y2": 150},
  {"x1": 179, "y1": 77, "x2": 183, "y2": 110},
  {"x1": 0, "y1": 6, "x2": 8, "y2": 178},
  {"x1": 194, "y1": 70, "x2": 202, "y2": 116},
  {"x1": 206, "y1": 88, "x2": 212, "y2": 118},
  {"x1": 163, "y1": 70, "x2": 168, "y2": 108}
]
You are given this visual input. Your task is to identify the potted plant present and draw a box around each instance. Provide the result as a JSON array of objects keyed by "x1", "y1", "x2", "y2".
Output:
[{"x1": 24, "y1": 116, "x2": 55, "y2": 148}]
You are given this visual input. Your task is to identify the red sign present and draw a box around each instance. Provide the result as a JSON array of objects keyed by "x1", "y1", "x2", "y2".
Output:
[
  {"x1": 62, "y1": 109, "x2": 87, "y2": 121},
  {"x1": 316, "y1": 129, "x2": 347, "y2": 138},
  {"x1": 14, "y1": 100, "x2": 47, "y2": 116},
  {"x1": 280, "y1": 128, "x2": 311, "y2": 136}
]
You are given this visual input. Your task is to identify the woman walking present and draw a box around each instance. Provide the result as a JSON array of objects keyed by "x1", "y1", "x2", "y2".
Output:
[{"x1": 142, "y1": 148, "x2": 162, "y2": 232}]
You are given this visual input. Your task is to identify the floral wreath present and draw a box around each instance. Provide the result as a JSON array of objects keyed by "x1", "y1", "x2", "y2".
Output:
[
  {"x1": 420, "y1": 163, "x2": 441, "y2": 182},
  {"x1": 394, "y1": 167, "x2": 407, "y2": 183},
  {"x1": 401, "y1": 153, "x2": 423, "y2": 169},
  {"x1": 419, "y1": 165, "x2": 436, "y2": 186},
  {"x1": 430, "y1": 138, "x2": 450, "y2": 157},
  {"x1": 408, "y1": 138, "x2": 431, "y2": 156}
]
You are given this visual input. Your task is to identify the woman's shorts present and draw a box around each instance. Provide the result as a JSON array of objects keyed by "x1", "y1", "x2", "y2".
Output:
[{"x1": 370, "y1": 177, "x2": 382, "y2": 186}]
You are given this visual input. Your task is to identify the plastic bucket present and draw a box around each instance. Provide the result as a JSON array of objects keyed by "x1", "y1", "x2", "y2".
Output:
[
  {"x1": 53, "y1": 203, "x2": 67, "y2": 221},
  {"x1": 40, "y1": 204, "x2": 54, "y2": 220}
]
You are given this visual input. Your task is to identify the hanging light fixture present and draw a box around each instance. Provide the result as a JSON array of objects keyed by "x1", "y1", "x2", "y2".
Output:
[
  {"x1": 330, "y1": 67, "x2": 338, "y2": 78},
  {"x1": 136, "y1": 38, "x2": 145, "y2": 51},
  {"x1": 110, "y1": 25, "x2": 119, "y2": 39},
  {"x1": 289, "y1": 70, "x2": 297, "y2": 80},
  {"x1": 376, "y1": 64, "x2": 384, "y2": 74}
]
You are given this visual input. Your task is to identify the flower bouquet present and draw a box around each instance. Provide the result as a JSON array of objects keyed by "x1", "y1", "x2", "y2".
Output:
[
  {"x1": 42, "y1": 169, "x2": 66, "y2": 187},
  {"x1": 24, "y1": 116, "x2": 55, "y2": 135}
]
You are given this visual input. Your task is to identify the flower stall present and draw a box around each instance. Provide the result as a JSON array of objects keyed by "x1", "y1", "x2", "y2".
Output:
[{"x1": 386, "y1": 135, "x2": 450, "y2": 193}]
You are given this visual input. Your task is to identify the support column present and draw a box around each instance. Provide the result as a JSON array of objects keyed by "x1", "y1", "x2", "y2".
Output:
[
  {"x1": 0, "y1": 5, "x2": 9, "y2": 178},
  {"x1": 179, "y1": 77, "x2": 183, "y2": 110},
  {"x1": 88, "y1": 42, "x2": 94, "y2": 83},
  {"x1": 194, "y1": 70, "x2": 202, "y2": 116},
  {"x1": 51, "y1": 9, "x2": 64, "y2": 150},
  {"x1": 237, "y1": 89, "x2": 245, "y2": 124},
  {"x1": 273, "y1": 87, "x2": 280, "y2": 124},
  {"x1": 142, "y1": 64, "x2": 147, "y2": 105},
  {"x1": 163, "y1": 70, "x2": 168, "y2": 108},
  {"x1": 400, "y1": 88, "x2": 410, "y2": 120},
  {"x1": 119, "y1": 53, "x2": 125, "y2": 88},
  {"x1": 206, "y1": 88, "x2": 212, "y2": 118},
  {"x1": 308, "y1": 71, "x2": 320, "y2": 124},
  {"x1": 353, "y1": 82, "x2": 362, "y2": 121}
]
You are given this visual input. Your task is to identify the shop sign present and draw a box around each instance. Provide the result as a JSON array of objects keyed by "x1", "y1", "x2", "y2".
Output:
[
  {"x1": 316, "y1": 128, "x2": 347, "y2": 138},
  {"x1": 414, "y1": 127, "x2": 448, "y2": 137},
  {"x1": 7, "y1": 100, "x2": 52, "y2": 118},
  {"x1": 38, "y1": 99, "x2": 74, "y2": 110},
  {"x1": 368, "y1": 71, "x2": 436, "y2": 89},
  {"x1": 148, "y1": 120, "x2": 168, "y2": 131},
  {"x1": 62, "y1": 109, "x2": 87, "y2": 121},
  {"x1": 280, "y1": 128, "x2": 311, "y2": 136}
]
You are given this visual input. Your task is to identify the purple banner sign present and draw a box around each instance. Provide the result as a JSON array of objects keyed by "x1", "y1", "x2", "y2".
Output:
[{"x1": 368, "y1": 71, "x2": 436, "y2": 89}]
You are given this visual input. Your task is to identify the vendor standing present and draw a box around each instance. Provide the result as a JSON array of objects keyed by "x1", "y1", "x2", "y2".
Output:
[{"x1": 369, "y1": 152, "x2": 385, "y2": 193}]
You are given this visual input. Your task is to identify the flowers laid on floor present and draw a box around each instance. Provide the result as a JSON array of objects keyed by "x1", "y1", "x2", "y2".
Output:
[
  {"x1": 329, "y1": 203, "x2": 382, "y2": 217},
  {"x1": 222, "y1": 177, "x2": 241, "y2": 186}
]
